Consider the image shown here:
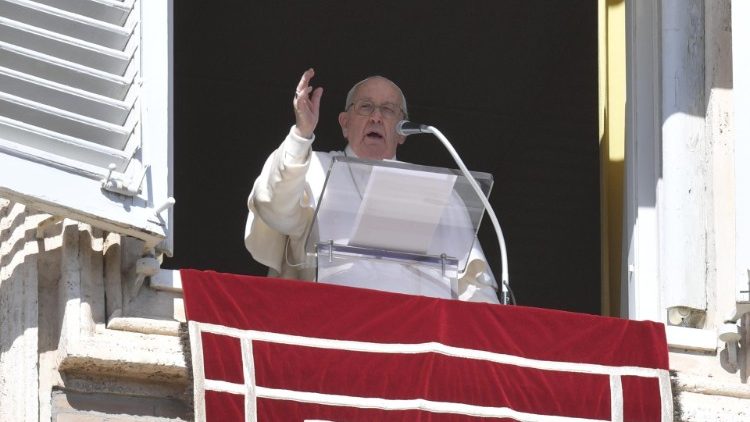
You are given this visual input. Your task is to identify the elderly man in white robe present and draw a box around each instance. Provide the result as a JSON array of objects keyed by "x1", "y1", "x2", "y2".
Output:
[{"x1": 244, "y1": 69, "x2": 498, "y2": 303}]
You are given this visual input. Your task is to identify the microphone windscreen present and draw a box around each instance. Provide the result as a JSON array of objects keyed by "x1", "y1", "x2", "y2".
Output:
[{"x1": 396, "y1": 120, "x2": 428, "y2": 136}]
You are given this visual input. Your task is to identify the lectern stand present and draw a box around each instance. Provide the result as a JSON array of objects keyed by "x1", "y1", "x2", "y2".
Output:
[{"x1": 303, "y1": 156, "x2": 493, "y2": 299}]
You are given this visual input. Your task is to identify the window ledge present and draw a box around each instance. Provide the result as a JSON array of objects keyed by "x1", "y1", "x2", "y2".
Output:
[
  {"x1": 666, "y1": 326, "x2": 718, "y2": 353},
  {"x1": 151, "y1": 269, "x2": 183, "y2": 292}
]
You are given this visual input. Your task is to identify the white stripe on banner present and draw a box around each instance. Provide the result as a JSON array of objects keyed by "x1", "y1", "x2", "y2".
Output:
[
  {"x1": 241, "y1": 338, "x2": 257, "y2": 422},
  {"x1": 609, "y1": 374, "x2": 623, "y2": 422},
  {"x1": 197, "y1": 322, "x2": 669, "y2": 379},
  {"x1": 255, "y1": 386, "x2": 609, "y2": 422},
  {"x1": 204, "y1": 379, "x2": 246, "y2": 395}
]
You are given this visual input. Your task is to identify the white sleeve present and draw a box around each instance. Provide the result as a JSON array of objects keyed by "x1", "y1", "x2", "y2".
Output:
[
  {"x1": 457, "y1": 240, "x2": 500, "y2": 304},
  {"x1": 244, "y1": 126, "x2": 315, "y2": 273}
]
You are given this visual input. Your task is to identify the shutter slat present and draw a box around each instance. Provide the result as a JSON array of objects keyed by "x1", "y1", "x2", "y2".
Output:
[
  {"x1": 32, "y1": 0, "x2": 134, "y2": 26},
  {"x1": 0, "y1": 0, "x2": 134, "y2": 50},
  {"x1": 0, "y1": 42, "x2": 132, "y2": 99},
  {"x1": 0, "y1": 117, "x2": 130, "y2": 171},
  {"x1": 0, "y1": 17, "x2": 133, "y2": 75},
  {"x1": 0, "y1": 92, "x2": 132, "y2": 149},
  {"x1": 0, "y1": 66, "x2": 133, "y2": 124}
]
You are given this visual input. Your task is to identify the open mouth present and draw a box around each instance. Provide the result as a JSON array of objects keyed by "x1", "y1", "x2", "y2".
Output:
[{"x1": 366, "y1": 131, "x2": 384, "y2": 139}]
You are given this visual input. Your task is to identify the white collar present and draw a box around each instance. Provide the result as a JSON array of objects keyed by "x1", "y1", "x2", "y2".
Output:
[{"x1": 344, "y1": 145, "x2": 397, "y2": 161}]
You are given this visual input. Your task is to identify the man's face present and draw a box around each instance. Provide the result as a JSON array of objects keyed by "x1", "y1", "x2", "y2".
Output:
[{"x1": 338, "y1": 77, "x2": 406, "y2": 160}]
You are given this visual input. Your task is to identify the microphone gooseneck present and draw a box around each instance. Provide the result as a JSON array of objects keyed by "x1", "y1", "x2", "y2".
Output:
[{"x1": 401, "y1": 120, "x2": 514, "y2": 305}]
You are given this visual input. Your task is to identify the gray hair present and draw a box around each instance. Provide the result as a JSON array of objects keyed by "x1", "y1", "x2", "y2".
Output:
[{"x1": 344, "y1": 76, "x2": 409, "y2": 119}]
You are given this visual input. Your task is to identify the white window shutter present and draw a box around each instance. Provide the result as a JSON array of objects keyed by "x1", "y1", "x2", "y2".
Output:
[
  {"x1": 733, "y1": 0, "x2": 750, "y2": 305},
  {"x1": 0, "y1": 0, "x2": 173, "y2": 254}
]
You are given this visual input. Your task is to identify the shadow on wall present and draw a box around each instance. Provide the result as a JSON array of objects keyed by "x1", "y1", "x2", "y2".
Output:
[{"x1": 0, "y1": 206, "x2": 70, "y2": 358}]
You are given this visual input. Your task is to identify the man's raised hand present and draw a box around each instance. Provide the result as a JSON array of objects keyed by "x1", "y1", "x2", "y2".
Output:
[{"x1": 293, "y1": 68, "x2": 324, "y2": 139}]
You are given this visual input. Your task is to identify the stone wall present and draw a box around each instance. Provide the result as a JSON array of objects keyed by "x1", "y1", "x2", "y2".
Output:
[{"x1": 0, "y1": 200, "x2": 189, "y2": 421}]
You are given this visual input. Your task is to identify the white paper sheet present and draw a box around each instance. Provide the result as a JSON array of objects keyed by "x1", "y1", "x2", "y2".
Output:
[{"x1": 348, "y1": 166, "x2": 457, "y2": 254}]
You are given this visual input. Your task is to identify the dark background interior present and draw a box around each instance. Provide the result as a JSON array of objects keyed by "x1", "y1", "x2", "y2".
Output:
[{"x1": 165, "y1": 1, "x2": 600, "y2": 314}]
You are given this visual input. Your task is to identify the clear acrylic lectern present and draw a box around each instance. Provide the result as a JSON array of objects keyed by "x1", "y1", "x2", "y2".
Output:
[{"x1": 304, "y1": 156, "x2": 493, "y2": 299}]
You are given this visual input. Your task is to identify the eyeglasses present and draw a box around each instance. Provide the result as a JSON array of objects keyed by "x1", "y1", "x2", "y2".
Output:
[{"x1": 347, "y1": 100, "x2": 403, "y2": 119}]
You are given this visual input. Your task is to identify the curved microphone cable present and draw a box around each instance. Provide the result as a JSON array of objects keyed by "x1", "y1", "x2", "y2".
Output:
[{"x1": 396, "y1": 120, "x2": 515, "y2": 305}]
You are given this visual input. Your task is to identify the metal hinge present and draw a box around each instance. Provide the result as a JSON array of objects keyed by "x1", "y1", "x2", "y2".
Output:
[{"x1": 101, "y1": 163, "x2": 149, "y2": 197}]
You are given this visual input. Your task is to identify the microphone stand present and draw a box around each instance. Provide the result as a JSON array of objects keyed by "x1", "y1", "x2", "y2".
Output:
[{"x1": 414, "y1": 124, "x2": 515, "y2": 305}]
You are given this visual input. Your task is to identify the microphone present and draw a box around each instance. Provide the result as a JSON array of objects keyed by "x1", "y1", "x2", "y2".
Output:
[{"x1": 396, "y1": 120, "x2": 431, "y2": 136}]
